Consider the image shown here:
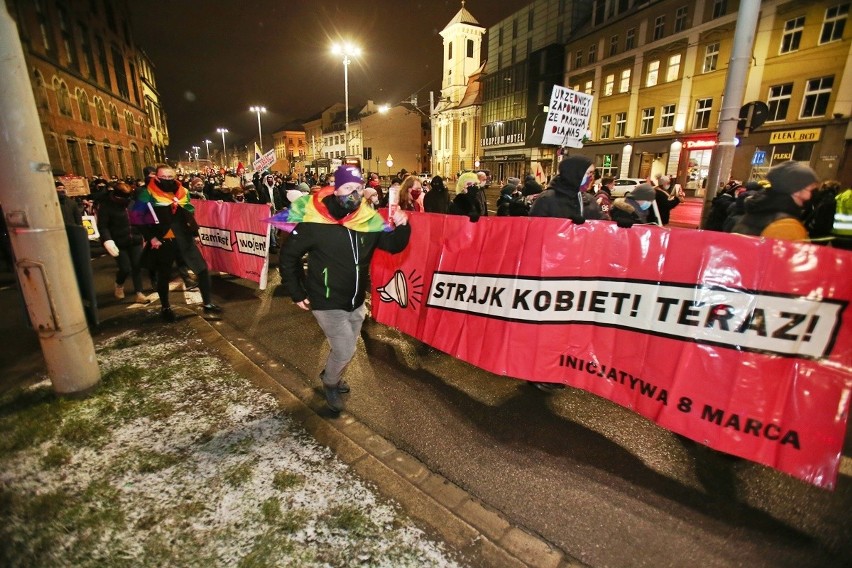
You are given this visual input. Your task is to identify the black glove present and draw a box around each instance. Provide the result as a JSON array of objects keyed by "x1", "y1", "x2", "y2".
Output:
[
  {"x1": 569, "y1": 215, "x2": 585, "y2": 225},
  {"x1": 616, "y1": 218, "x2": 634, "y2": 228},
  {"x1": 468, "y1": 213, "x2": 480, "y2": 223}
]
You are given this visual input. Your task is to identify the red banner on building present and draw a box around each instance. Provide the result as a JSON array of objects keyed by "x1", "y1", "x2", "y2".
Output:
[
  {"x1": 192, "y1": 200, "x2": 271, "y2": 289},
  {"x1": 370, "y1": 213, "x2": 852, "y2": 489}
]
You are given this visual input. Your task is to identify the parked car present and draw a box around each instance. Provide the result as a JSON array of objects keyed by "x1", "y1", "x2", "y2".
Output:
[{"x1": 610, "y1": 177, "x2": 647, "y2": 198}]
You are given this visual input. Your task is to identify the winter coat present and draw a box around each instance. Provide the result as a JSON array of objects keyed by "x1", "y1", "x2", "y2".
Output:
[
  {"x1": 447, "y1": 191, "x2": 481, "y2": 218},
  {"x1": 704, "y1": 192, "x2": 736, "y2": 231},
  {"x1": 610, "y1": 197, "x2": 659, "y2": 226},
  {"x1": 730, "y1": 191, "x2": 808, "y2": 241},
  {"x1": 423, "y1": 176, "x2": 450, "y2": 214},
  {"x1": 97, "y1": 194, "x2": 142, "y2": 248},
  {"x1": 594, "y1": 188, "x2": 613, "y2": 221},
  {"x1": 653, "y1": 187, "x2": 682, "y2": 225},
  {"x1": 529, "y1": 156, "x2": 603, "y2": 220},
  {"x1": 279, "y1": 198, "x2": 411, "y2": 311}
]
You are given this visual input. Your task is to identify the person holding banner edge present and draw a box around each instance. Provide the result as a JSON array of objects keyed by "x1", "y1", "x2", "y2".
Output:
[{"x1": 279, "y1": 164, "x2": 411, "y2": 413}]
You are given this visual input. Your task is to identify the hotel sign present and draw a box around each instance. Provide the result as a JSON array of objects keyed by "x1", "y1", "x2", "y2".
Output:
[{"x1": 769, "y1": 129, "x2": 821, "y2": 144}]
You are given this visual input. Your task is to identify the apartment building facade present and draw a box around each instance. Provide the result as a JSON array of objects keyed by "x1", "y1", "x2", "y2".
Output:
[{"x1": 565, "y1": 0, "x2": 851, "y2": 191}]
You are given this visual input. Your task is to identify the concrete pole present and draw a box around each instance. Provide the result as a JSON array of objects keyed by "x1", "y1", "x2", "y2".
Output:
[
  {"x1": 0, "y1": 5, "x2": 100, "y2": 394},
  {"x1": 700, "y1": 0, "x2": 761, "y2": 228}
]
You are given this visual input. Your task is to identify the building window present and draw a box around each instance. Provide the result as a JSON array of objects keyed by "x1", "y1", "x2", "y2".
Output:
[
  {"x1": 460, "y1": 122, "x2": 467, "y2": 151},
  {"x1": 34, "y1": 0, "x2": 54, "y2": 57},
  {"x1": 600, "y1": 115, "x2": 611, "y2": 139},
  {"x1": 615, "y1": 112, "x2": 627, "y2": 137},
  {"x1": 79, "y1": 23, "x2": 95, "y2": 79},
  {"x1": 95, "y1": 98, "x2": 107, "y2": 127},
  {"x1": 666, "y1": 54, "x2": 681, "y2": 82},
  {"x1": 66, "y1": 139, "x2": 83, "y2": 175},
  {"x1": 609, "y1": 35, "x2": 619, "y2": 56},
  {"x1": 467, "y1": 39, "x2": 474, "y2": 57},
  {"x1": 528, "y1": 11, "x2": 534, "y2": 31},
  {"x1": 820, "y1": 4, "x2": 849, "y2": 44},
  {"x1": 712, "y1": 0, "x2": 727, "y2": 19},
  {"x1": 625, "y1": 28, "x2": 635, "y2": 50},
  {"x1": 619, "y1": 69, "x2": 631, "y2": 93},
  {"x1": 512, "y1": 19, "x2": 518, "y2": 39},
  {"x1": 56, "y1": 5, "x2": 77, "y2": 70},
  {"x1": 87, "y1": 141, "x2": 99, "y2": 174},
  {"x1": 77, "y1": 90, "x2": 91, "y2": 122},
  {"x1": 693, "y1": 98, "x2": 713, "y2": 129},
  {"x1": 604, "y1": 74, "x2": 615, "y2": 96},
  {"x1": 117, "y1": 148, "x2": 126, "y2": 177},
  {"x1": 640, "y1": 108, "x2": 655, "y2": 135},
  {"x1": 56, "y1": 79, "x2": 73, "y2": 117},
  {"x1": 575, "y1": 50, "x2": 583, "y2": 69},
  {"x1": 448, "y1": 42, "x2": 452, "y2": 59},
  {"x1": 661, "y1": 104, "x2": 676, "y2": 128},
  {"x1": 767, "y1": 83, "x2": 792, "y2": 121},
  {"x1": 112, "y1": 45, "x2": 129, "y2": 99},
  {"x1": 110, "y1": 104, "x2": 120, "y2": 131},
  {"x1": 96, "y1": 37, "x2": 110, "y2": 88},
  {"x1": 781, "y1": 17, "x2": 805, "y2": 53},
  {"x1": 587, "y1": 44, "x2": 596, "y2": 64},
  {"x1": 703, "y1": 42, "x2": 719, "y2": 73},
  {"x1": 646, "y1": 61, "x2": 660, "y2": 87},
  {"x1": 653, "y1": 16, "x2": 665, "y2": 41},
  {"x1": 584, "y1": 80, "x2": 593, "y2": 94},
  {"x1": 125, "y1": 111, "x2": 136, "y2": 136},
  {"x1": 800, "y1": 76, "x2": 834, "y2": 118},
  {"x1": 674, "y1": 6, "x2": 688, "y2": 33}
]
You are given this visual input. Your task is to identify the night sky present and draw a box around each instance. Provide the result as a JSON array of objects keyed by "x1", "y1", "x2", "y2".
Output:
[{"x1": 128, "y1": 0, "x2": 525, "y2": 158}]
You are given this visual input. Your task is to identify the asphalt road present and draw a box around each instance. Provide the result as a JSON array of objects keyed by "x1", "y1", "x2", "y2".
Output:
[{"x1": 3, "y1": 240, "x2": 850, "y2": 567}]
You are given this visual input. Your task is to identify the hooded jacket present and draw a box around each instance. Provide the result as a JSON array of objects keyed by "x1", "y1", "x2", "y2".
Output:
[
  {"x1": 730, "y1": 190, "x2": 808, "y2": 241},
  {"x1": 423, "y1": 176, "x2": 450, "y2": 214},
  {"x1": 529, "y1": 156, "x2": 602, "y2": 220}
]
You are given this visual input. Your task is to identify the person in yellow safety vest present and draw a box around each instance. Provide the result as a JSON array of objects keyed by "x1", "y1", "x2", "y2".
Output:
[{"x1": 833, "y1": 187, "x2": 852, "y2": 249}]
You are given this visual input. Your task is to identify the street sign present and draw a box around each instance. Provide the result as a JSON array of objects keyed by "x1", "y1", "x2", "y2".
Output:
[
  {"x1": 737, "y1": 101, "x2": 770, "y2": 135},
  {"x1": 751, "y1": 149, "x2": 767, "y2": 166}
]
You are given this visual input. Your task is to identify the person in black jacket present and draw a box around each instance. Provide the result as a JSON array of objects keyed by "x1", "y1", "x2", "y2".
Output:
[
  {"x1": 279, "y1": 164, "x2": 411, "y2": 413},
  {"x1": 98, "y1": 181, "x2": 148, "y2": 303},
  {"x1": 529, "y1": 155, "x2": 603, "y2": 221},
  {"x1": 423, "y1": 175, "x2": 450, "y2": 214}
]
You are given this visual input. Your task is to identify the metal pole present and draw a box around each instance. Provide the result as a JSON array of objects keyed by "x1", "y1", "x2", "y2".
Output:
[
  {"x1": 343, "y1": 56, "x2": 350, "y2": 154},
  {"x1": 0, "y1": 4, "x2": 99, "y2": 394},
  {"x1": 700, "y1": 0, "x2": 761, "y2": 228},
  {"x1": 256, "y1": 111, "x2": 263, "y2": 152}
]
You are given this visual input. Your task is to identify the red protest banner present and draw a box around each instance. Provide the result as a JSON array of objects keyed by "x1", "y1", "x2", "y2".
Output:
[
  {"x1": 370, "y1": 213, "x2": 852, "y2": 490},
  {"x1": 192, "y1": 200, "x2": 271, "y2": 289}
]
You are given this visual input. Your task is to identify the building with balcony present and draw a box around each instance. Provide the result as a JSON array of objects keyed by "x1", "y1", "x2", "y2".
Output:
[
  {"x1": 6, "y1": 0, "x2": 161, "y2": 179},
  {"x1": 565, "y1": 0, "x2": 851, "y2": 191}
]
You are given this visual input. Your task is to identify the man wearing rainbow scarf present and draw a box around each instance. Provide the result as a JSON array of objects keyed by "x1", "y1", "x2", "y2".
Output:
[
  {"x1": 280, "y1": 164, "x2": 411, "y2": 413},
  {"x1": 135, "y1": 164, "x2": 222, "y2": 322}
]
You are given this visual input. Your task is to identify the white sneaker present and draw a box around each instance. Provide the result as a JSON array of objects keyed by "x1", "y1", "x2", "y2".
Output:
[
  {"x1": 114, "y1": 284, "x2": 125, "y2": 300},
  {"x1": 134, "y1": 292, "x2": 149, "y2": 304}
]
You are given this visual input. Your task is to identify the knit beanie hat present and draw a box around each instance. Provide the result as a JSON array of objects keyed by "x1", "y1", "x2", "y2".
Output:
[
  {"x1": 334, "y1": 165, "x2": 363, "y2": 189},
  {"x1": 766, "y1": 161, "x2": 819, "y2": 195},
  {"x1": 630, "y1": 183, "x2": 656, "y2": 201}
]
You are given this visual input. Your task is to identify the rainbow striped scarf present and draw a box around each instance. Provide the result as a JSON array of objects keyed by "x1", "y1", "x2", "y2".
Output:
[
  {"x1": 287, "y1": 187, "x2": 388, "y2": 232},
  {"x1": 137, "y1": 180, "x2": 194, "y2": 214}
]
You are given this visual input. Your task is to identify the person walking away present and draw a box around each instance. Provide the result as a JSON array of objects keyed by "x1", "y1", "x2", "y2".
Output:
[
  {"x1": 496, "y1": 177, "x2": 521, "y2": 216},
  {"x1": 528, "y1": 156, "x2": 603, "y2": 393},
  {"x1": 730, "y1": 161, "x2": 819, "y2": 241},
  {"x1": 610, "y1": 183, "x2": 659, "y2": 226},
  {"x1": 98, "y1": 181, "x2": 148, "y2": 303},
  {"x1": 279, "y1": 164, "x2": 411, "y2": 413},
  {"x1": 423, "y1": 175, "x2": 450, "y2": 213},
  {"x1": 134, "y1": 164, "x2": 222, "y2": 322},
  {"x1": 594, "y1": 176, "x2": 615, "y2": 220}
]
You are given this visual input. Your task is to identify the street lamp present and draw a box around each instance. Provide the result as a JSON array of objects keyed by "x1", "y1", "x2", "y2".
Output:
[
  {"x1": 216, "y1": 127, "x2": 228, "y2": 168},
  {"x1": 192, "y1": 145, "x2": 200, "y2": 162},
  {"x1": 203, "y1": 139, "x2": 212, "y2": 160},
  {"x1": 331, "y1": 42, "x2": 361, "y2": 153},
  {"x1": 386, "y1": 154, "x2": 393, "y2": 177},
  {"x1": 249, "y1": 106, "x2": 266, "y2": 151}
]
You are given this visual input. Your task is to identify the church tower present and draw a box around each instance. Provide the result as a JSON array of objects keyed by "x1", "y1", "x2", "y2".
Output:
[
  {"x1": 439, "y1": 1, "x2": 485, "y2": 105},
  {"x1": 432, "y1": 1, "x2": 486, "y2": 181}
]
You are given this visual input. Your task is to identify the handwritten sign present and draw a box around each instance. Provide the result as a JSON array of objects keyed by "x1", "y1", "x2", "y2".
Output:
[{"x1": 542, "y1": 86, "x2": 593, "y2": 148}]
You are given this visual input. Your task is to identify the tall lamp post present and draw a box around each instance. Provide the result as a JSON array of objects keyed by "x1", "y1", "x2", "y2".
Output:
[
  {"x1": 216, "y1": 127, "x2": 228, "y2": 168},
  {"x1": 192, "y1": 145, "x2": 200, "y2": 164},
  {"x1": 331, "y1": 42, "x2": 361, "y2": 155},
  {"x1": 249, "y1": 105, "x2": 266, "y2": 151},
  {"x1": 203, "y1": 139, "x2": 212, "y2": 160}
]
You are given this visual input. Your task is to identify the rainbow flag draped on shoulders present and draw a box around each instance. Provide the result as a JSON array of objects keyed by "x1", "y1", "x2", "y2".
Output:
[
  {"x1": 129, "y1": 181, "x2": 193, "y2": 225},
  {"x1": 265, "y1": 187, "x2": 390, "y2": 233}
]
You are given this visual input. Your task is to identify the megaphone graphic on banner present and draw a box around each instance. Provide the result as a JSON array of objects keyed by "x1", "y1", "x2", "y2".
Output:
[{"x1": 377, "y1": 270, "x2": 408, "y2": 308}]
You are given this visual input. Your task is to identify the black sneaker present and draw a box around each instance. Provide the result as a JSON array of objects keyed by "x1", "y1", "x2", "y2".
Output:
[
  {"x1": 203, "y1": 303, "x2": 223, "y2": 314},
  {"x1": 160, "y1": 307, "x2": 176, "y2": 323},
  {"x1": 323, "y1": 384, "x2": 344, "y2": 413},
  {"x1": 184, "y1": 279, "x2": 199, "y2": 290}
]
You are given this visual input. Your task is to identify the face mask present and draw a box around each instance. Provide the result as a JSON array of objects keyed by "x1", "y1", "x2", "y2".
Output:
[
  {"x1": 639, "y1": 201, "x2": 652, "y2": 210},
  {"x1": 579, "y1": 171, "x2": 594, "y2": 192},
  {"x1": 337, "y1": 191, "x2": 361, "y2": 211},
  {"x1": 411, "y1": 189, "x2": 422, "y2": 199},
  {"x1": 157, "y1": 179, "x2": 178, "y2": 192}
]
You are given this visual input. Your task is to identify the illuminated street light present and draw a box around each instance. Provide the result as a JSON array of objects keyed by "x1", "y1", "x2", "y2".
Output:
[
  {"x1": 203, "y1": 139, "x2": 212, "y2": 160},
  {"x1": 331, "y1": 42, "x2": 362, "y2": 153},
  {"x1": 249, "y1": 106, "x2": 266, "y2": 151},
  {"x1": 216, "y1": 127, "x2": 228, "y2": 168},
  {"x1": 192, "y1": 145, "x2": 200, "y2": 162}
]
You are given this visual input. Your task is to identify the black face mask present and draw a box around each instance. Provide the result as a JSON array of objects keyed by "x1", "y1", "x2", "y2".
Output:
[
  {"x1": 336, "y1": 191, "x2": 361, "y2": 212},
  {"x1": 157, "y1": 179, "x2": 178, "y2": 192}
]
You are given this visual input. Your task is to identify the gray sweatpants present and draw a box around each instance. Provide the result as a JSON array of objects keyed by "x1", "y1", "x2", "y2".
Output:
[{"x1": 312, "y1": 305, "x2": 367, "y2": 387}]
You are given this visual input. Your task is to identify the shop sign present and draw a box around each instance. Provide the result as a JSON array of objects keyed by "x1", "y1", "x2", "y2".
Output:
[
  {"x1": 769, "y1": 129, "x2": 821, "y2": 144},
  {"x1": 684, "y1": 139, "x2": 716, "y2": 150}
]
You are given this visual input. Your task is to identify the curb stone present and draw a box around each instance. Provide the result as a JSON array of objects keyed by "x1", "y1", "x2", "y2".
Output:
[{"x1": 184, "y1": 314, "x2": 586, "y2": 568}]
